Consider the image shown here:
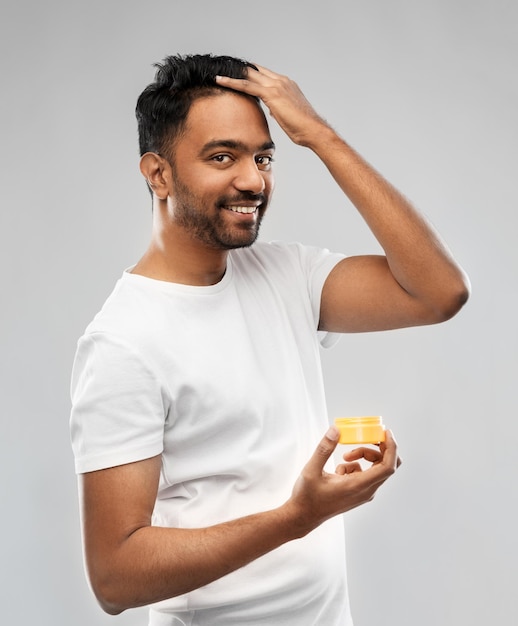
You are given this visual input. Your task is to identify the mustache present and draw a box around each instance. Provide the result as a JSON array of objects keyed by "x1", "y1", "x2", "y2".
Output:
[{"x1": 218, "y1": 192, "x2": 268, "y2": 205}]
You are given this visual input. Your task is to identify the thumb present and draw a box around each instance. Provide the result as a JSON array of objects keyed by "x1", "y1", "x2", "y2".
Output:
[{"x1": 305, "y1": 426, "x2": 340, "y2": 475}]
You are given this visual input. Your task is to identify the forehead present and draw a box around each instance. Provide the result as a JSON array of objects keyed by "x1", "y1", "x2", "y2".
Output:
[{"x1": 180, "y1": 92, "x2": 272, "y2": 153}]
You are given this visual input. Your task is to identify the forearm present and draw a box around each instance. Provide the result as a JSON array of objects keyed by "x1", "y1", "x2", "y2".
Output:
[
  {"x1": 308, "y1": 125, "x2": 470, "y2": 317},
  {"x1": 84, "y1": 428, "x2": 400, "y2": 615},
  {"x1": 88, "y1": 501, "x2": 306, "y2": 615}
]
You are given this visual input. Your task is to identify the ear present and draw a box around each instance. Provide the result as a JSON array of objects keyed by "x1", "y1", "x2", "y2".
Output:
[{"x1": 139, "y1": 152, "x2": 171, "y2": 200}]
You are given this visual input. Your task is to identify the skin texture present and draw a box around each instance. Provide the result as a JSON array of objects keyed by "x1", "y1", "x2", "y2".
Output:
[{"x1": 79, "y1": 63, "x2": 470, "y2": 615}]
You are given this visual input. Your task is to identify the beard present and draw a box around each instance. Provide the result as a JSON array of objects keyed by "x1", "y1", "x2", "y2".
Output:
[{"x1": 171, "y1": 171, "x2": 268, "y2": 251}]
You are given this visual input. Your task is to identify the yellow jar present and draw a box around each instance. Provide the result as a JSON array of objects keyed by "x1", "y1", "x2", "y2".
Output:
[{"x1": 334, "y1": 416, "x2": 386, "y2": 444}]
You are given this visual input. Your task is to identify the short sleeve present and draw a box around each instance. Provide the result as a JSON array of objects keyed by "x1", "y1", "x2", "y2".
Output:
[
  {"x1": 70, "y1": 332, "x2": 167, "y2": 473},
  {"x1": 291, "y1": 243, "x2": 345, "y2": 349}
]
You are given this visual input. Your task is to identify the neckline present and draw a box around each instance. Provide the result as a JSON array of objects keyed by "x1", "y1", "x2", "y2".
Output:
[{"x1": 122, "y1": 256, "x2": 234, "y2": 295}]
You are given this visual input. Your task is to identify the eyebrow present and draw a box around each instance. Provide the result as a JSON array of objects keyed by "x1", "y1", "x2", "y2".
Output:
[{"x1": 200, "y1": 139, "x2": 276, "y2": 154}]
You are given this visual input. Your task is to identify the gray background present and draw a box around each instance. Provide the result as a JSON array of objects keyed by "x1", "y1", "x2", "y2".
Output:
[{"x1": 1, "y1": 0, "x2": 516, "y2": 624}]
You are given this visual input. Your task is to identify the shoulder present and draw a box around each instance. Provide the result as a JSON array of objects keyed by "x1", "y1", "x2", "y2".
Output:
[
  {"x1": 231, "y1": 240, "x2": 331, "y2": 268},
  {"x1": 84, "y1": 271, "x2": 174, "y2": 338},
  {"x1": 231, "y1": 241, "x2": 345, "y2": 281}
]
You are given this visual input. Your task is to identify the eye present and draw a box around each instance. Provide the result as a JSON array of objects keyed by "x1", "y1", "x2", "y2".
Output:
[
  {"x1": 211, "y1": 154, "x2": 233, "y2": 165},
  {"x1": 256, "y1": 155, "x2": 275, "y2": 170}
]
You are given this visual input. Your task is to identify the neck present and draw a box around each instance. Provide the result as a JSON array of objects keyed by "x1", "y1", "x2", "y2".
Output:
[{"x1": 131, "y1": 205, "x2": 229, "y2": 287}]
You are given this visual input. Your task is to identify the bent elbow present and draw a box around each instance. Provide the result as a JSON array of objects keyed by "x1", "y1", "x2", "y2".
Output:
[
  {"x1": 96, "y1": 589, "x2": 127, "y2": 616},
  {"x1": 94, "y1": 586, "x2": 126, "y2": 616},
  {"x1": 100, "y1": 602, "x2": 125, "y2": 617},
  {"x1": 431, "y1": 274, "x2": 471, "y2": 323},
  {"x1": 88, "y1": 570, "x2": 130, "y2": 616}
]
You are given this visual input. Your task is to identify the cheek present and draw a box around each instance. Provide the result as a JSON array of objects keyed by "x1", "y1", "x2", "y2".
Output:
[{"x1": 194, "y1": 171, "x2": 233, "y2": 198}]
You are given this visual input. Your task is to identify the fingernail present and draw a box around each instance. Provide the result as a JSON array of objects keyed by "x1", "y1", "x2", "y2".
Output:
[{"x1": 325, "y1": 426, "x2": 339, "y2": 441}]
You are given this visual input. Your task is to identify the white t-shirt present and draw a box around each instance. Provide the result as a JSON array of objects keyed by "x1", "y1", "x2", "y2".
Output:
[{"x1": 70, "y1": 241, "x2": 352, "y2": 625}]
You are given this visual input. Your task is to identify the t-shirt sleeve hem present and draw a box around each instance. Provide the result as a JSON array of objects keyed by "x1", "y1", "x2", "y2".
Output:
[
  {"x1": 318, "y1": 329, "x2": 342, "y2": 349},
  {"x1": 311, "y1": 252, "x2": 345, "y2": 350},
  {"x1": 74, "y1": 440, "x2": 164, "y2": 474}
]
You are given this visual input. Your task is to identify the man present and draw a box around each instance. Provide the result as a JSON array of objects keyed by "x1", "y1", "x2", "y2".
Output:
[{"x1": 70, "y1": 54, "x2": 469, "y2": 625}]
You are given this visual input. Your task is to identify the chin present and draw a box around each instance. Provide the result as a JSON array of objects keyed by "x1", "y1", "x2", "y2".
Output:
[{"x1": 216, "y1": 226, "x2": 262, "y2": 250}]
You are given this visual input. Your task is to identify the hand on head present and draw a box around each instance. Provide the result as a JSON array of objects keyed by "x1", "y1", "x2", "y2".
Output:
[{"x1": 216, "y1": 65, "x2": 329, "y2": 147}]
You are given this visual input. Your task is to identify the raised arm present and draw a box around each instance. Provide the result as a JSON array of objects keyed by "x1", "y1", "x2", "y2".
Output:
[
  {"x1": 216, "y1": 66, "x2": 470, "y2": 332},
  {"x1": 79, "y1": 428, "x2": 399, "y2": 614}
]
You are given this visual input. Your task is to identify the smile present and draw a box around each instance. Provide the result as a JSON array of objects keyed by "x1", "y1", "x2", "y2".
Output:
[{"x1": 224, "y1": 206, "x2": 258, "y2": 214}]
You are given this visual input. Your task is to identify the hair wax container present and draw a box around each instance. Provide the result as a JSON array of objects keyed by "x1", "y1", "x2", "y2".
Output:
[{"x1": 334, "y1": 416, "x2": 386, "y2": 444}]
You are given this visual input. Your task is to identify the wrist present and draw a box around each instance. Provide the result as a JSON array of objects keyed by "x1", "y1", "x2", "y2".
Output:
[
  {"x1": 276, "y1": 498, "x2": 320, "y2": 540},
  {"x1": 301, "y1": 122, "x2": 342, "y2": 152}
]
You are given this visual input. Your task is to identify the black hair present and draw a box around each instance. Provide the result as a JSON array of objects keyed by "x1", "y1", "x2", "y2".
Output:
[{"x1": 136, "y1": 54, "x2": 258, "y2": 160}]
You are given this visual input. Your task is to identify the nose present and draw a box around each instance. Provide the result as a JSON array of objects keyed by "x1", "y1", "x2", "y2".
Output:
[{"x1": 233, "y1": 159, "x2": 266, "y2": 194}]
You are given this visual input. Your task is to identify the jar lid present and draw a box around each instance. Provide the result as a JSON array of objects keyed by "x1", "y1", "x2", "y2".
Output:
[{"x1": 335, "y1": 416, "x2": 383, "y2": 427}]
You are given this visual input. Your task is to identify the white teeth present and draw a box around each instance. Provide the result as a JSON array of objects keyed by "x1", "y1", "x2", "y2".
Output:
[{"x1": 226, "y1": 206, "x2": 257, "y2": 214}]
